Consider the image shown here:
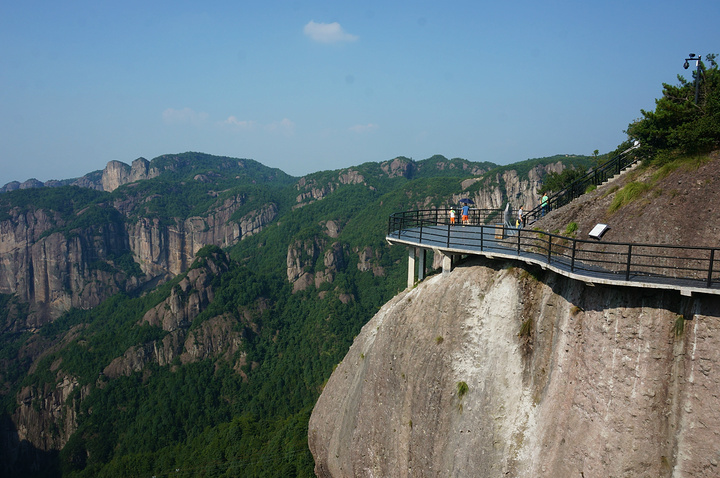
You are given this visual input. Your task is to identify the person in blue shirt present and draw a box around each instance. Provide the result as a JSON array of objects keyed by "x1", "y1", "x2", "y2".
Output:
[{"x1": 461, "y1": 204, "x2": 470, "y2": 225}]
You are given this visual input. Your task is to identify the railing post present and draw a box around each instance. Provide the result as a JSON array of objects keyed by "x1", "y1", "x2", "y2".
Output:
[
  {"x1": 626, "y1": 244, "x2": 633, "y2": 281},
  {"x1": 517, "y1": 229, "x2": 521, "y2": 255},
  {"x1": 419, "y1": 222, "x2": 423, "y2": 244},
  {"x1": 480, "y1": 225, "x2": 484, "y2": 251},
  {"x1": 547, "y1": 235, "x2": 552, "y2": 264},
  {"x1": 446, "y1": 223, "x2": 451, "y2": 248},
  {"x1": 708, "y1": 249, "x2": 715, "y2": 287},
  {"x1": 570, "y1": 240, "x2": 577, "y2": 272}
]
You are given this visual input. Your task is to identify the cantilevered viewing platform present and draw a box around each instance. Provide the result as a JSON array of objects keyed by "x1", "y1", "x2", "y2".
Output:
[{"x1": 386, "y1": 209, "x2": 720, "y2": 297}]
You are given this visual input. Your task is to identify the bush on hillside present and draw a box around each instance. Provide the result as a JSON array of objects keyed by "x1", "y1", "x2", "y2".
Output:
[{"x1": 537, "y1": 167, "x2": 586, "y2": 195}]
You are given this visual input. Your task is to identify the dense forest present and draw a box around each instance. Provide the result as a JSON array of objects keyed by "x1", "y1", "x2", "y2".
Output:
[{"x1": 1, "y1": 53, "x2": 716, "y2": 477}]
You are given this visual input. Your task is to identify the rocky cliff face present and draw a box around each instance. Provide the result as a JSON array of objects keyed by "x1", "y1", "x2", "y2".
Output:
[
  {"x1": 0, "y1": 192, "x2": 277, "y2": 326},
  {"x1": 464, "y1": 162, "x2": 565, "y2": 210},
  {"x1": 0, "y1": 208, "x2": 135, "y2": 327},
  {"x1": 286, "y1": 238, "x2": 346, "y2": 293},
  {"x1": 309, "y1": 257, "x2": 720, "y2": 477},
  {"x1": 102, "y1": 251, "x2": 246, "y2": 378},
  {"x1": 127, "y1": 196, "x2": 275, "y2": 279},
  {"x1": 294, "y1": 168, "x2": 367, "y2": 209},
  {"x1": 12, "y1": 362, "x2": 92, "y2": 453},
  {"x1": 101, "y1": 158, "x2": 159, "y2": 192}
]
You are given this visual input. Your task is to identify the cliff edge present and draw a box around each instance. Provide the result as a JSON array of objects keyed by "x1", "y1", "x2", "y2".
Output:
[{"x1": 309, "y1": 257, "x2": 720, "y2": 477}]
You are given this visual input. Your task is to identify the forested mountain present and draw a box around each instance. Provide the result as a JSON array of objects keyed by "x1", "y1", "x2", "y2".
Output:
[{"x1": 0, "y1": 151, "x2": 594, "y2": 477}]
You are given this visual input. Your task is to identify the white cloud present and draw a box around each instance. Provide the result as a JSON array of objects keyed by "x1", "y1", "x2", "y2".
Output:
[
  {"x1": 221, "y1": 116, "x2": 257, "y2": 130},
  {"x1": 304, "y1": 20, "x2": 358, "y2": 44},
  {"x1": 219, "y1": 116, "x2": 294, "y2": 135},
  {"x1": 349, "y1": 123, "x2": 378, "y2": 133},
  {"x1": 162, "y1": 107, "x2": 208, "y2": 124}
]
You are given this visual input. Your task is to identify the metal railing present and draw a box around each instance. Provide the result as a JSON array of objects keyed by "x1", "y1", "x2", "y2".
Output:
[
  {"x1": 387, "y1": 209, "x2": 719, "y2": 290},
  {"x1": 525, "y1": 142, "x2": 641, "y2": 224}
]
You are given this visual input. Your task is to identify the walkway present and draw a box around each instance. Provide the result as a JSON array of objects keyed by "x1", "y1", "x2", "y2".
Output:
[{"x1": 386, "y1": 210, "x2": 720, "y2": 297}]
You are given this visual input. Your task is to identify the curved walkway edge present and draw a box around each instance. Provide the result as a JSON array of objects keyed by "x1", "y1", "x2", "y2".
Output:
[{"x1": 386, "y1": 215, "x2": 720, "y2": 298}]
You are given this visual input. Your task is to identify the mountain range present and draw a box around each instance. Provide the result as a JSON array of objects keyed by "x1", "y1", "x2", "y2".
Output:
[{"x1": 0, "y1": 151, "x2": 593, "y2": 477}]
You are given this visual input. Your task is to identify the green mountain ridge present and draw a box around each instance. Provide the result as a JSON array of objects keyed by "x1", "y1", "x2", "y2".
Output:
[{"x1": 1, "y1": 151, "x2": 596, "y2": 478}]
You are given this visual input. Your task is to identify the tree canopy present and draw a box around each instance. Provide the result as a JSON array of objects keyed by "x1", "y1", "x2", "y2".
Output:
[{"x1": 626, "y1": 54, "x2": 720, "y2": 163}]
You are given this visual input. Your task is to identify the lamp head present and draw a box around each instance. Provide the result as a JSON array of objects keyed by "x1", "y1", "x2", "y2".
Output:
[
  {"x1": 684, "y1": 61, "x2": 689, "y2": 69},
  {"x1": 689, "y1": 53, "x2": 696, "y2": 58}
]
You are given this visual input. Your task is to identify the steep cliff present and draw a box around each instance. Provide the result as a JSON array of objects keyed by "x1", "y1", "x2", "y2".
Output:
[
  {"x1": 464, "y1": 161, "x2": 566, "y2": 210},
  {"x1": 309, "y1": 257, "x2": 719, "y2": 477},
  {"x1": 126, "y1": 195, "x2": 276, "y2": 279},
  {"x1": 0, "y1": 191, "x2": 278, "y2": 326},
  {"x1": 103, "y1": 250, "x2": 241, "y2": 378},
  {"x1": 100, "y1": 157, "x2": 159, "y2": 192},
  {"x1": 0, "y1": 206, "x2": 136, "y2": 327}
]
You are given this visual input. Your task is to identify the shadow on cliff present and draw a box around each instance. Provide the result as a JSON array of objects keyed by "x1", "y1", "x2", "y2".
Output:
[
  {"x1": 454, "y1": 255, "x2": 720, "y2": 320},
  {"x1": 1, "y1": 413, "x2": 60, "y2": 478},
  {"x1": 537, "y1": 260, "x2": 720, "y2": 320}
]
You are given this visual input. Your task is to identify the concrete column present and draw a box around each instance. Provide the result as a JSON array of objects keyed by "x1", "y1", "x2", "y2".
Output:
[
  {"x1": 442, "y1": 251, "x2": 453, "y2": 275},
  {"x1": 407, "y1": 247, "x2": 416, "y2": 288},
  {"x1": 418, "y1": 248, "x2": 426, "y2": 282}
]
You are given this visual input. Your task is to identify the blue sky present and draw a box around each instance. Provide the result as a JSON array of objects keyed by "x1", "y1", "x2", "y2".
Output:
[{"x1": 1, "y1": 0, "x2": 718, "y2": 183}]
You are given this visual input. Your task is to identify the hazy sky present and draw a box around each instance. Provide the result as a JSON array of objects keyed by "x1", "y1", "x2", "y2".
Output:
[{"x1": 1, "y1": 0, "x2": 718, "y2": 183}]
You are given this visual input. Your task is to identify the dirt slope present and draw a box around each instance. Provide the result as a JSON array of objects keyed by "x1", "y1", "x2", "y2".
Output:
[{"x1": 533, "y1": 151, "x2": 720, "y2": 248}]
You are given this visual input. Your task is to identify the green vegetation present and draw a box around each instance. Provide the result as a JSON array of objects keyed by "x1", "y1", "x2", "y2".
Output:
[
  {"x1": 518, "y1": 317, "x2": 533, "y2": 338},
  {"x1": 608, "y1": 181, "x2": 651, "y2": 213},
  {"x1": 564, "y1": 222, "x2": 578, "y2": 236},
  {"x1": 464, "y1": 154, "x2": 595, "y2": 199},
  {"x1": 0, "y1": 186, "x2": 109, "y2": 219},
  {"x1": 626, "y1": 54, "x2": 720, "y2": 165},
  {"x1": 456, "y1": 381, "x2": 469, "y2": 399},
  {"x1": 674, "y1": 315, "x2": 685, "y2": 337},
  {"x1": 538, "y1": 167, "x2": 587, "y2": 195}
]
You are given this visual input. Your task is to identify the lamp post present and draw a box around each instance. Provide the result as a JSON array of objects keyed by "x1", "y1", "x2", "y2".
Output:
[{"x1": 683, "y1": 53, "x2": 702, "y2": 104}]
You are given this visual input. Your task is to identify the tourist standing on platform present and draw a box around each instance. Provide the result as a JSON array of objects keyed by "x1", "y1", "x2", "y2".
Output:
[
  {"x1": 461, "y1": 204, "x2": 470, "y2": 225},
  {"x1": 450, "y1": 208, "x2": 456, "y2": 225},
  {"x1": 518, "y1": 206, "x2": 524, "y2": 228},
  {"x1": 541, "y1": 193, "x2": 549, "y2": 216}
]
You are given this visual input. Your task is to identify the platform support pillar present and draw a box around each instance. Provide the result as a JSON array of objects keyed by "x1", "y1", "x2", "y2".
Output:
[
  {"x1": 442, "y1": 251, "x2": 454, "y2": 276},
  {"x1": 418, "y1": 248, "x2": 426, "y2": 282},
  {"x1": 407, "y1": 247, "x2": 417, "y2": 288}
]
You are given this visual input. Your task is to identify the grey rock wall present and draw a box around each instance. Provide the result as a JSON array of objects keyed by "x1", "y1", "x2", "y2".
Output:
[{"x1": 309, "y1": 257, "x2": 720, "y2": 477}]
